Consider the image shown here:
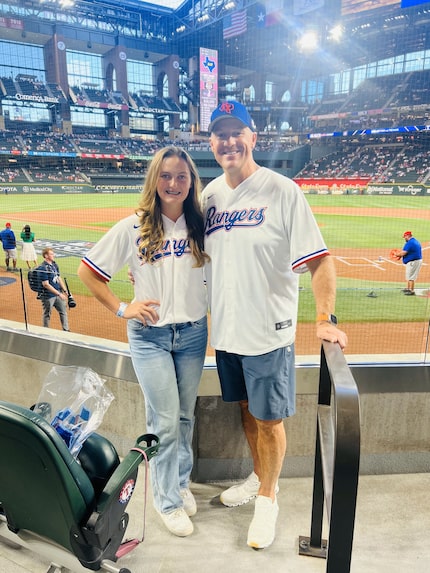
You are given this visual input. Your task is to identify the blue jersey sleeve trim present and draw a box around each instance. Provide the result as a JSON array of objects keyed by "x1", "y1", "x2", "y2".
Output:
[
  {"x1": 81, "y1": 257, "x2": 111, "y2": 282},
  {"x1": 292, "y1": 249, "x2": 330, "y2": 272}
]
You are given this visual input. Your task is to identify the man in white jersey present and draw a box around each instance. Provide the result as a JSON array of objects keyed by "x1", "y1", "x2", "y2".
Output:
[{"x1": 202, "y1": 101, "x2": 348, "y2": 550}]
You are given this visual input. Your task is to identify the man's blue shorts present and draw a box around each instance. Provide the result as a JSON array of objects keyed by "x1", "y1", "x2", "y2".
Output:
[{"x1": 215, "y1": 345, "x2": 296, "y2": 421}]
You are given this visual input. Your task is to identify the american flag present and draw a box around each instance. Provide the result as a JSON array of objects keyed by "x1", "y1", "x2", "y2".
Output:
[{"x1": 223, "y1": 9, "x2": 247, "y2": 40}]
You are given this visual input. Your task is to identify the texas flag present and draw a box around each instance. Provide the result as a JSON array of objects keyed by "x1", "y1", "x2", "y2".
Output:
[
  {"x1": 255, "y1": 1, "x2": 284, "y2": 27},
  {"x1": 265, "y1": 0, "x2": 284, "y2": 26}
]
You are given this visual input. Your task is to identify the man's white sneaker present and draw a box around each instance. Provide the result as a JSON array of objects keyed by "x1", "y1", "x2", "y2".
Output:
[
  {"x1": 158, "y1": 507, "x2": 194, "y2": 537},
  {"x1": 180, "y1": 487, "x2": 197, "y2": 516},
  {"x1": 220, "y1": 472, "x2": 280, "y2": 507},
  {"x1": 220, "y1": 471, "x2": 260, "y2": 507},
  {"x1": 247, "y1": 495, "x2": 279, "y2": 549}
]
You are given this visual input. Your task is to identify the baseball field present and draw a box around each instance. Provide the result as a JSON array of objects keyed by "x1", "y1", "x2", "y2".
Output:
[{"x1": 1, "y1": 193, "x2": 430, "y2": 357}]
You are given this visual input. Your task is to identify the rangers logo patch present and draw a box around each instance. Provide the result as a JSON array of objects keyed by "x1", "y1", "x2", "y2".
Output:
[{"x1": 119, "y1": 479, "x2": 135, "y2": 504}]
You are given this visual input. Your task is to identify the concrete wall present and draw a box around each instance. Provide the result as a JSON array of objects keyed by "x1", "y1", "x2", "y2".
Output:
[{"x1": 1, "y1": 320, "x2": 429, "y2": 480}]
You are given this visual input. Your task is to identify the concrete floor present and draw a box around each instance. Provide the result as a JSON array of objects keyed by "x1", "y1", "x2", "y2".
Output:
[{"x1": 0, "y1": 472, "x2": 429, "y2": 573}]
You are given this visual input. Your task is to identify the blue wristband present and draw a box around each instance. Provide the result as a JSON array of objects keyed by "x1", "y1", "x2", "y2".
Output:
[{"x1": 116, "y1": 302, "x2": 129, "y2": 318}]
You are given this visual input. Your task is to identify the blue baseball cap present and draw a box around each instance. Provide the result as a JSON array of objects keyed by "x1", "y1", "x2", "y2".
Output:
[{"x1": 208, "y1": 100, "x2": 256, "y2": 132}]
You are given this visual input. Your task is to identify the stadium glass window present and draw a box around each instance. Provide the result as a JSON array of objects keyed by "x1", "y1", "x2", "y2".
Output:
[
  {"x1": 129, "y1": 115, "x2": 156, "y2": 133},
  {"x1": 243, "y1": 85, "x2": 255, "y2": 102},
  {"x1": 336, "y1": 70, "x2": 350, "y2": 94},
  {"x1": 393, "y1": 55, "x2": 405, "y2": 74},
  {"x1": 266, "y1": 81, "x2": 274, "y2": 102},
  {"x1": 377, "y1": 57, "x2": 395, "y2": 76},
  {"x1": 127, "y1": 59, "x2": 154, "y2": 94},
  {"x1": 70, "y1": 108, "x2": 106, "y2": 128},
  {"x1": 2, "y1": 102, "x2": 50, "y2": 123},
  {"x1": 67, "y1": 51, "x2": 104, "y2": 89},
  {"x1": 366, "y1": 61, "x2": 377, "y2": 79},
  {"x1": 0, "y1": 40, "x2": 45, "y2": 81},
  {"x1": 162, "y1": 74, "x2": 169, "y2": 97},
  {"x1": 162, "y1": 74, "x2": 169, "y2": 133},
  {"x1": 301, "y1": 79, "x2": 324, "y2": 104},
  {"x1": 224, "y1": 81, "x2": 238, "y2": 96},
  {"x1": 352, "y1": 66, "x2": 367, "y2": 90},
  {"x1": 404, "y1": 51, "x2": 425, "y2": 72}
]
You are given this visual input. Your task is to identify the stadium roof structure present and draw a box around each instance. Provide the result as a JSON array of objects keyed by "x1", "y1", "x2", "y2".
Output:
[
  {"x1": 3, "y1": 0, "x2": 430, "y2": 82},
  {"x1": 142, "y1": 0, "x2": 185, "y2": 7}
]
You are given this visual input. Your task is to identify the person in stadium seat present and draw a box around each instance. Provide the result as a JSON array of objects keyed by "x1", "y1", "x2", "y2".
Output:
[
  {"x1": 203, "y1": 100, "x2": 348, "y2": 550},
  {"x1": 78, "y1": 146, "x2": 209, "y2": 538}
]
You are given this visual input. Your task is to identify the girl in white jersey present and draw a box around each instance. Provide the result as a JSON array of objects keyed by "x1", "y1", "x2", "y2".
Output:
[{"x1": 78, "y1": 147, "x2": 209, "y2": 538}]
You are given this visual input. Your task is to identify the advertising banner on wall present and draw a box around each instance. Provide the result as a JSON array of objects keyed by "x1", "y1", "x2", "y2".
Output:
[
  {"x1": 295, "y1": 178, "x2": 428, "y2": 195},
  {"x1": 295, "y1": 177, "x2": 371, "y2": 194},
  {"x1": 366, "y1": 184, "x2": 426, "y2": 195},
  {"x1": 0, "y1": 181, "x2": 143, "y2": 194},
  {"x1": 199, "y1": 47, "x2": 218, "y2": 133}
]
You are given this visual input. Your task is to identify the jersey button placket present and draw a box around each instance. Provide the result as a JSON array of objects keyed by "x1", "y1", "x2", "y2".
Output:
[{"x1": 223, "y1": 234, "x2": 235, "y2": 341}]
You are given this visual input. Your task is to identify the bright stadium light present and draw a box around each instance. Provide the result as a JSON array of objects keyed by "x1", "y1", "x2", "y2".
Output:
[
  {"x1": 298, "y1": 30, "x2": 319, "y2": 53},
  {"x1": 328, "y1": 24, "x2": 344, "y2": 43},
  {"x1": 39, "y1": 0, "x2": 76, "y2": 7}
]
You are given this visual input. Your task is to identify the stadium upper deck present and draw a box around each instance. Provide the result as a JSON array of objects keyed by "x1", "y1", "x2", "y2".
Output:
[{"x1": 1, "y1": 0, "x2": 430, "y2": 191}]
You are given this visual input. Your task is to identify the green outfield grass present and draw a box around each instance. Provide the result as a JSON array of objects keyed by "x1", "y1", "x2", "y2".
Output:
[
  {"x1": 298, "y1": 280, "x2": 430, "y2": 323},
  {"x1": 1, "y1": 193, "x2": 138, "y2": 213},
  {"x1": 305, "y1": 194, "x2": 430, "y2": 248},
  {"x1": 2, "y1": 193, "x2": 430, "y2": 323}
]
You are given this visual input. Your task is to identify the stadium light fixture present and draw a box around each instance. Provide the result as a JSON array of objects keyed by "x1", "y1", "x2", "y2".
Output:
[
  {"x1": 328, "y1": 24, "x2": 343, "y2": 43},
  {"x1": 39, "y1": 0, "x2": 75, "y2": 8},
  {"x1": 298, "y1": 30, "x2": 319, "y2": 53}
]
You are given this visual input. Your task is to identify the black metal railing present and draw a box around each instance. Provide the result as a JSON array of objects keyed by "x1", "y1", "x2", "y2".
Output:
[{"x1": 299, "y1": 340, "x2": 361, "y2": 572}]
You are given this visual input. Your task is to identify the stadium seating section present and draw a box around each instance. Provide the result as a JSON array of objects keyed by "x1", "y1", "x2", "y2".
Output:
[{"x1": 1, "y1": 65, "x2": 430, "y2": 184}]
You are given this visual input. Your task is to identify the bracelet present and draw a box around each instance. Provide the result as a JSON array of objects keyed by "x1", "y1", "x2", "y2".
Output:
[{"x1": 116, "y1": 302, "x2": 129, "y2": 318}]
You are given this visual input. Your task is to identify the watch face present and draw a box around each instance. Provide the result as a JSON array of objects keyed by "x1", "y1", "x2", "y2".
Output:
[{"x1": 330, "y1": 314, "x2": 338, "y2": 325}]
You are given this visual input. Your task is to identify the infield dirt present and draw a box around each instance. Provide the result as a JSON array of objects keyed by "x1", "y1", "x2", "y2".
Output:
[{"x1": 1, "y1": 205, "x2": 429, "y2": 356}]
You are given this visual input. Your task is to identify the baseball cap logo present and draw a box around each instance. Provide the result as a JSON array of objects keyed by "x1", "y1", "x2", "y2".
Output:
[
  {"x1": 219, "y1": 102, "x2": 235, "y2": 114},
  {"x1": 208, "y1": 100, "x2": 256, "y2": 133}
]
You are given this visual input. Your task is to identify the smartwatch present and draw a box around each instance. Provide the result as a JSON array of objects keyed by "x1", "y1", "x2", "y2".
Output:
[{"x1": 316, "y1": 313, "x2": 338, "y2": 325}]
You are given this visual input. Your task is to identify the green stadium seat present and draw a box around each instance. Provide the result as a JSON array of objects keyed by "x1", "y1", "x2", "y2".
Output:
[{"x1": 0, "y1": 400, "x2": 159, "y2": 573}]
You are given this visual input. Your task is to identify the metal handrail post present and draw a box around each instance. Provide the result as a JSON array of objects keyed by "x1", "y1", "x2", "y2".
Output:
[
  {"x1": 299, "y1": 341, "x2": 361, "y2": 572},
  {"x1": 308, "y1": 345, "x2": 330, "y2": 549}
]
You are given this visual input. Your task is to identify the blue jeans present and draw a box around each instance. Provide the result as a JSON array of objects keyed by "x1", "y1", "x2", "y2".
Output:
[{"x1": 127, "y1": 316, "x2": 207, "y2": 514}]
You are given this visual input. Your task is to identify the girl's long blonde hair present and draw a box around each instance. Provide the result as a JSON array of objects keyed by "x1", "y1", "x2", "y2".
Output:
[{"x1": 136, "y1": 146, "x2": 209, "y2": 267}]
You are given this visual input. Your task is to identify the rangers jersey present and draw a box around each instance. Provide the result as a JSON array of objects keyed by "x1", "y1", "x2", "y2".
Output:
[
  {"x1": 202, "y1": 167, "x2": 329, "y2": 355},
  {"x1": 82, "y1": 212, "x2": 207, "y2": 327}
]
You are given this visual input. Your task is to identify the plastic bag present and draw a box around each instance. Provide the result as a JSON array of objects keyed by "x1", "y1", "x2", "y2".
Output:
[{"x1": 33, "y1": 365, "x2": 115, "y2": 457}]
